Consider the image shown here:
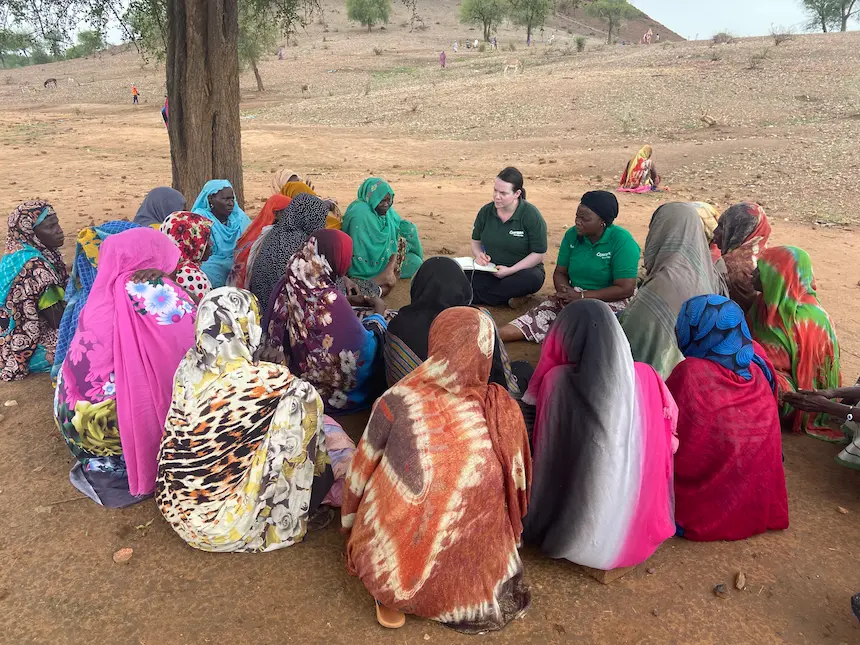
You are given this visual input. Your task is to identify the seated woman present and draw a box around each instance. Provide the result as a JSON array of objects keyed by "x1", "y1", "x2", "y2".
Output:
[
  {"x1": 343, "y1": 307, "x2": 532, "y2": 633},
  {"x1": 784, "y1": 382, "x2": 860, "y2": 470},
  {"x1": 1, "y1": 201, "x2": 69, "y2": 381},
  {"x1": 522, "y1": 300, "x2": 677, "y2": 571},
  {"x1": 750, "y1": 246, "x2": 842, "y2": 440},
  {"x1": 54, "y1": 227, "x2": 196, "y2": 507},
  {"x1": 263, "y1": 230, "x2": 388, "y2": 414},
  {"x1": 271, "y1": 167, "x2": 316, "y2": 194},
  {"x1": 157, "y1": 288, "x2": 347, "y2": 552},
  {"x1": 52, "y1": 220, "x2": 140, "y2": 380},
  {"x1": 190, "y1": 179, "x2": 250, "y2": 288},
  {"x1": 618, "y1": 144, "x2": 660, "y2": 192},
  {"x1": 620, "y1": 202, "x2": 728, "y2": 378},
  {"x1": 159, "y1": 211, "x2": 214, "y2": 301},
  {"x1": 250, "y1": 193, "x2": 333, "y2": 311},
  {"x1": 713, "y1": 202, "x2": 771, "y2": 312},
  {"x1": 134, "y1": 186, "x2": 186, "y2": 228},
  {"x1": 228, "y1": 194, "x2": 292, "y2": 289},
  {"x1": 501, "y1": 190, "x2": 638, "y2": 344},
  {"x1": 342, "y1": 177, "x2": 423, "y2": 291},
  {"x1": 384, "y1": 256, "x2": 520, "y2": 394},
  {"x1": 667, "y1": 295, "x2": 789, "y2": 542},
  {"x1": 469, "y1": 167, "x2": 548, "y2": 307}
]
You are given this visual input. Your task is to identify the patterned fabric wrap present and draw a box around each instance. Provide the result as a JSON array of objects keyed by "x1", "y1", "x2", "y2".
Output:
[
  {"x1": 342, "y1": 307, "x2": 532, "y2": 633},
  {"x1": 619, "y1": 144, "x2": 657, "y2": 190},
  {"x1": 54, "y1": 228, "x2": 196, "y2": 500},
  {"x1": 717, "y1": 202, "x2": 771, "y2": 312},
  {"x1": 229, "y1": 194, "x2": 292, "y2": 289},
  {"x1": 157, "y1": 287, "x2": 333, "y2": 552},
  {"x1": 750, "y1": 246, "x2": 842, "y2": 440},
  {"x1": 190, "y1": 179, "x2": 250, "y2": 288},
  {"x1": 52, "y1": 220, "x2": 140, "y2": 380},
  {"x1": 620, "y1": 203, "x2": 729, "y2": 379},
  {"x1": 523, "y1": 300, "x2": 678, "y2": 570},
  {"x1": 262, "y1": 230, "x2": 387, "y2": 414},
  {"x1": 342, "y1": 177, "x2": 423, "y2": 280},
  {"x1": 676, "y1": 294, "x2": 774, "y2": 388},
  {"x1": 160, "y1": 211, "x2": 214, "y2": 300},
  {"x1": 0, "y1": 201, "x2": 69, "y2": 381}
]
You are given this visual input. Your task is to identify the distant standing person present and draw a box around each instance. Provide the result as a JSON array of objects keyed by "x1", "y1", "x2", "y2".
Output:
[
  {"x1": 492, "y1": 36, "x2": 498, "y2": 50},
  {"x1": 131, "y1": 84, "x2": 139, "y2": 105},
  {"x1": 473, "y1": 38, "x2": 479, "y2": 49},
  {"x1": 440, "y1": 50, "x2": 446, "y2": 68},
  {"x1": 453, "y1": 40, "x2": 458, "y2": 53},
  {"x1": 656, "y1": 33, "x2": 661, "y2": 43},
  {"x1": 161, "y1": 95, "x2": 168, "y2": 128}
]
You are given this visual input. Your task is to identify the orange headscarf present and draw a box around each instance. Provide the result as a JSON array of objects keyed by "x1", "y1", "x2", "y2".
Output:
[{"x1": 230, "y1": 194, "x2": 292, "y2": 288}]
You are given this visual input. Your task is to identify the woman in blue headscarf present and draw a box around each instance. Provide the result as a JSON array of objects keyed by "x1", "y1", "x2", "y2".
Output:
[
  {"x1": 191, "y1": 180, "x2": 250, "y2": 288},
  {"x1": 52, "y1": 220, "x2": 140, "y2": 379},
  {"x1": 666, "y1": 294, "x2": 788, "y2": 542}
]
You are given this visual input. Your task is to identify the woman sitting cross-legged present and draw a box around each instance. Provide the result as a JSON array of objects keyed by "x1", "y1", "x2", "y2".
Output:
[
  {"x1": 342, "y1": 177, "x2": 423, "y2": 294},
  {"x1": 342, "y1": 307, "x2": 532, "y2": 632},
  {"x1": 384, "y1": 256, "x2": 521, "y2": 394},
  {"x1": 620, "y1": 202, "x2": 728, "y2": 379},
  {"x1": 667, "y1": 295, "x2": 789, "y2": 542},
  {"x1": 54, "y1": 227, "x2": 196, "y2": 507},
  {"x1": 501, "y1": 190, "x2": 639, "y2": 344},
  {"x1": 0, "y1": 201, "x2": 69, "y2": 381},
  {"x1": 262, "y1": 230, "x2": 388, "y2": 415},
  {"x1": 157, "y1": 288, "x2": 349, "y2": 552},
  {"x1": 750, "y1": 245, "x2": 842, "y2": 440},
  {"x1": 522, "y1": 299, "x2": 678, "y2": 571},
  {"x1": 191, "y1": 179, "x2": 250, "y2": 289},
  {"x1": 468, "y1": 167, "x2": 548, "y2": 307},
  {"x1": 713, "y1": 202, "x2": 771, "y2": 313}
]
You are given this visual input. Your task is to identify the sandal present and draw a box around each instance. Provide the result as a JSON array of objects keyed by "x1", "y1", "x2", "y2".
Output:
[{"x1": 375, "y1": 600, "x2": 406, "y2": 629}]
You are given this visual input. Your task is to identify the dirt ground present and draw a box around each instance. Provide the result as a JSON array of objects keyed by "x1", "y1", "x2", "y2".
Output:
[{"x1": 1, "y1": 4, "x2": 860, "y2": 644}]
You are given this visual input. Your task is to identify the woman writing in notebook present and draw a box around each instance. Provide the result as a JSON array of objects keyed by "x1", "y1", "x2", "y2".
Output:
[{"x1": 468, "y1": 167, "x2": 548, "y2": 307}]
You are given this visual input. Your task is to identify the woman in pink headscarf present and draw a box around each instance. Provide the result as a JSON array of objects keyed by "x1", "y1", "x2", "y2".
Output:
[{"x1": 54, "y1": 227, "x2": 196, "y2": 507}]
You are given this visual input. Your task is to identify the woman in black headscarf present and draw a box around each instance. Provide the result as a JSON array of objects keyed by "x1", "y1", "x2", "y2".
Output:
[
  {"x1": 134, "y1": 186, "x2": 187, "y2": 228},
  {"x1": 500, "y1": 190, "x2": 641, "y2": 344},
  {"x1": 383, "y1": 256, "x2": 520, "y2": 393}
]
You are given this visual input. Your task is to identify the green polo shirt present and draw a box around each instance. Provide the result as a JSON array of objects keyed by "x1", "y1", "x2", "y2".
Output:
[
  {"x1": 557, "y1": 224, "x2": 640, "y2": 291},
  {"x1": 471, "y1": 200, "x2": 548, "y2": 269}
]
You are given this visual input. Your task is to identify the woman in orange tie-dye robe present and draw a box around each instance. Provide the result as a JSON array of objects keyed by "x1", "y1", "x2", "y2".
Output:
[{"x1": 341, "y1": 306, "x2": 532, "y2": 634}]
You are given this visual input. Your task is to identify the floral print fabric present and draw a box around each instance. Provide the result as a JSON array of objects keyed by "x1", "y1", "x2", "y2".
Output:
[
  {"x1": 159, "y1": 211, "x2": 214, "y2": 300},
  {"x1": 157, "y1": 287, "x2": 331, "y2": 552}
]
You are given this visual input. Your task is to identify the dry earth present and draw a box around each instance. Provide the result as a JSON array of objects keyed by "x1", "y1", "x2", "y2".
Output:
[{"x1": 0, "y1": 3, "x2": 859, "y2": 644}]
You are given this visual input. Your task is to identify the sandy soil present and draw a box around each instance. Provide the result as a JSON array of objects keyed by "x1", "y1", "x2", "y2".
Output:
[{"x1": 1, "y1": 4, "x2": 859, "y2": 644}]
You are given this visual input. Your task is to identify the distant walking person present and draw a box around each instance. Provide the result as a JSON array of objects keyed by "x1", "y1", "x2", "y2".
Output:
[
  {"x1": 131, "y1": 84, "x2": 140, "y2": 105},
  {"x1": 440, "y1": 50, "x2": 446, "y2": 68},
  {"x1": 453, "y1": 40, "x2": 458, "y2": 53},
  {"x1": 161, "y1": 95, "x2": 169, "y2": 128}
]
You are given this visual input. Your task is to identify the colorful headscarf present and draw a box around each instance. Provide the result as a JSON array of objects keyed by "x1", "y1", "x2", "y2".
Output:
[
  {"x1": 271, "y1": 168, "x2": 314, "y2": 194},
  {"x1": 229, "y1": 194, "x2": 292, "y2": 289},
  {"x1": 676, "y1": 294, "x2": 774, "y2": 389},
  {"x1": 160, "y1": 211, "x2": 214, "y2": 300},
  {"x1": 619, "y1": 144, "x2": 657, "y2": 191},
  {"x1": 134, "y1": 187, "x2": 186, "y2": 228},
  {"x1": 716, "y1": 202, "x2": 771, "y2": 311},
  {"x1": 0, "y1": 201, "x2": 68, "y2": 381},
  {"x1": 280, "y1": 181, "x2": 318, "y2": 199},
  {"x1": 190, "y1": 179, "x2": 250, "y2": 288},
  {"x1": 249, "y1": 193, "x2": 330, "y2": 311},
  {"x1": 52, "y1": 220, "x2": 140, "y2": 379},
  {"x1": 750, "y1": 246, "x2": 841, "y2": 440}
]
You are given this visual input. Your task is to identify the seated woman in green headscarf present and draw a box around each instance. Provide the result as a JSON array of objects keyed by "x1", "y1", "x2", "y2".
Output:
[{"x1": 342, "y1": 178, "x2": 423, "y2": 294}]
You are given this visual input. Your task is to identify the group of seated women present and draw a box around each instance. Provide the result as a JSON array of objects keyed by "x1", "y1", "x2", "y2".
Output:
[{"x1": 1, "y1": 160, "x2": 853, "y2": 634}]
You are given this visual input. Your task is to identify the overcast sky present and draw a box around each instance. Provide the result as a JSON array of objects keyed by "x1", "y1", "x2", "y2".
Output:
[{"x1": 633, "y1": 0, "x2": 830, "y2": 39}]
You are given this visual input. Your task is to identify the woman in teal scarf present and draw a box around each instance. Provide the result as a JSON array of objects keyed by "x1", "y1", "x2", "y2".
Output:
[
  {"x1": 191, "y1": 179, "x2": 250, "y2": 288},
  {"x1": 342, "y1": 178, "x2": 423, "y2": 290}
]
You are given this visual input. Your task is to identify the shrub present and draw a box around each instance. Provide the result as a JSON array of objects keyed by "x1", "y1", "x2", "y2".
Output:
[
  {"x1": 478, "y1": 42, "x2": 486, "y2": 52},
  {"x1": 576, "y1": 36, "x2": 586, "y2": 52},
  {"x1": 712, "y1": 31, "x2": 734, "y2": 45},
  {"x1": 373, "y1": 46, "x2": 383, "y2": 55},
  {"x1": 507, "y1": 42, "x2": 516, "y2": 52},
  {"x1": 771, "y1": 26, "x2": 793, "y2": 46}
]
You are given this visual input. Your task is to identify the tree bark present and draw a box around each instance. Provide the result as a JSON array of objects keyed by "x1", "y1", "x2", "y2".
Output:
[
  {"x1": 251, "y1": 58, "x2": 264, "y2": 92},
  {"x1": 167, "y1": 0, "x2": 244, "y2": 206}
]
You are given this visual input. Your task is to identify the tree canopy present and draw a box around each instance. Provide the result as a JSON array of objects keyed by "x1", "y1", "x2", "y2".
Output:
[
  {"x1": 509, "y1": 0, "x2": 552, "y2": 41},
  {"x1": 346, "y1": 0, "x2": 391, "y2": 31},
  {"x1": 460, "y1": 0, "x2": 507, "y2": 41},
  {"x1": 584, "y1": 0, "x2": 638, "y2": 44},
  {"x1": 801, "y1": 0, "x2": 859, "y2": 32}
]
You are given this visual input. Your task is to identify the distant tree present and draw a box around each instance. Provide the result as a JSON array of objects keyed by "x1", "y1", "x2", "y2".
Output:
[
  {"x1": 554, "y1": 0, "x2": 582, "y2": 15},
  {"x1": 123, "y1": 0, "x2": 169, "y2": 61},
  {"x1": 801, "y1": 0, "x2": 859, "y2": 31},
  {"x1": 65, "y1": 29, "x2": 106, "y2": 58},
  {"x1": 834, "y1": 0, "x2": 859, "y2": 30},
  {"x1": 238, "y1": 2, "x2": 280, "y2": 91},
  {"x1": 43, "y1": 28, "x2": 66, "y2": 57},
  {"x1": 0, "y1": 28, "x2": 34, "y2": 66},
  {"x1": 460, "y1": 0, "x2": 507, "y2": 41},
  {"x1": 508, "y1": 0, "x2": 552, "y2": 42},
  {"x1": 584, "y1": 0, "x2": 637, "y2": 43},
  {"x1": 346, "y1": 0, "x2": 391, "y2": 31}
]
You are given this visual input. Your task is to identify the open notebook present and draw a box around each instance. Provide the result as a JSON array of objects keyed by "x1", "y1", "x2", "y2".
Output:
[{"x1": 453, "y1": 257, "x2": 498, "y2": 273}]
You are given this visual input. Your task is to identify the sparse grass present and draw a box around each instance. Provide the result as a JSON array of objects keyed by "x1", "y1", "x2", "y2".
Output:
[
  {"x1": 747, "y1": 49, "x2": 769, "y2": 70},
  {"x1": 712, "y1": 31, "x2": 734, "y2": 45},
  {"x1": 619, "y1": 110, "x2": 637, "y2": 134},
  {"x1": 576, "y1": 36, "x2": 586, "y2": 53},
  {"x1": 771, "y1": 26, "x2": 793, "y2": 46},
  {"x1": 373, "y1": 46, "x2": 383, "y2": 56},
  {"x1": 478, "y1": 43, "x2": 486, "y2": 53},
  {"x1": 709, "y1": 49, "x2": 723, "y2": 62},
  {"x1": 507, "y1": 43, "x2": 516, "y2": 52}
]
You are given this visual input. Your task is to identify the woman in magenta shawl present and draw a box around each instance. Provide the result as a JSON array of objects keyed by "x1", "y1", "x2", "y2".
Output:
[{"x1": 54, "y1": 227, "x2": 196, "y2": 507}]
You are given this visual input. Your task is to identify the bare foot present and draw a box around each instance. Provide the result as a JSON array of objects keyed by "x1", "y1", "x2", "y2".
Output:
[{"x1": 499, "y1": 324, "x2": 526, "y2": 344}]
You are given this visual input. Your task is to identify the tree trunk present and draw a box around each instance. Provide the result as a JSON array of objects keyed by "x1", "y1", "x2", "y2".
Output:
[
  {"x1": 484, "y1": 21, "x2": 490, "y2": 42},
  {"x1": 167, "y1": 0, "x2": 244, "y2": 206},
  {"x1": 527, "y1": 24, "x2": 532, "y2": 43},
  {"x1": 251, "y1": 58, "x2": 264, "y2": 92},
  {"x1": 606, "y1": 17, "x2": 614, "y2": 44}
]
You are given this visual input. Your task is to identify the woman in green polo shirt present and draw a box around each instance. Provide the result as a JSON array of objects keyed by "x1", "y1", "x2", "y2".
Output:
[
  {"x1": 468, "y1": 167, "x2": 548, "y2": 307},
  {"x1": 500, "y1": 190, "x2": 639, "y2": 344}
]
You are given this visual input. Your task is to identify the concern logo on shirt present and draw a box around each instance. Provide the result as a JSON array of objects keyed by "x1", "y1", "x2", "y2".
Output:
[
  {"x1": 596, "y1": 252, "x2": 612, "y2": 259},
  {"x1": 509, "y1": 230, "x2": 525, "y2": 237}
]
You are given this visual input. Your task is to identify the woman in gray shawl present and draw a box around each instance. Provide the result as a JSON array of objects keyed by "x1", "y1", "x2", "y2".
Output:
[{"x1": 134, "y1": 186, "x2": 186, "y2": 227}]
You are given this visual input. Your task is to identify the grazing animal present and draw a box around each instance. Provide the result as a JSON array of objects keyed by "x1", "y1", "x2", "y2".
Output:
[
  {"x1": 503, "y1": 58, "x2": 522, "y2": 75},
  {"x1": 43, "y1": 78, "x2": 57, "y2": 89}
]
